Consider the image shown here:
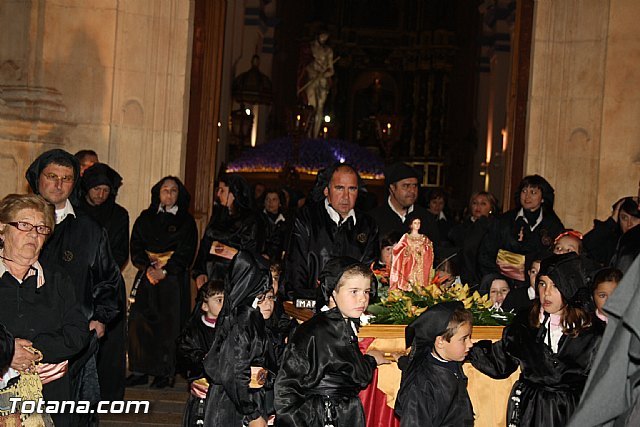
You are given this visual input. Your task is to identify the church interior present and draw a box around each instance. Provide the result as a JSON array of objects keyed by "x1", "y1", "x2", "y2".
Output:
[{"x1": 1, "y1": 0, "x2": 639, "y2": 281}]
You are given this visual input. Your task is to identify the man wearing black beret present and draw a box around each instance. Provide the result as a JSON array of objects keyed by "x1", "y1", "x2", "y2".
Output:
[{"x1": 369, "y1": 162, "x2": 439, "y2": 243}]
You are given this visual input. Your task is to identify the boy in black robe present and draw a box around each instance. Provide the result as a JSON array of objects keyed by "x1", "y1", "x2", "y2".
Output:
[
  {"x1": 176, "y1": 279, "x2": 224, "y2": 427},
  {"x1": 274, "y1": 257, "x2": 388, "y2": 427},
  {"x1": 395, "y1": 301, "x2": 475, "y2": 427}
]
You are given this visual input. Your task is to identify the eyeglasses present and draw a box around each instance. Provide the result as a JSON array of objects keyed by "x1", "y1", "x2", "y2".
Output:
[
  {"x1": 257, "y1": 294, "x2": 276, "y2": 304},
  {"x1": 41, "y1": 172, "x2": 74, "y2": 184},
  {"x1": 8, "y1": 221, "x2": 52, "y2": 236}
]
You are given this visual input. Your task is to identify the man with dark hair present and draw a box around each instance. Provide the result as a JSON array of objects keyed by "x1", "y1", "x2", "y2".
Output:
[
  {"x1": 282, "y1": 163, "x2": 379, "y2": 304},
  {"x1": 80, "y1": 162, "x2": 129, "y2": 401},
  {"x1": 369, "y1": 162, "x2": 439, "y2": 243},
  {"x1": 25, "y1": 149, "x2": 121, "y2": 419},
  {"x1": 74, "y1": 149, "x2": 99, "y2": 176}
]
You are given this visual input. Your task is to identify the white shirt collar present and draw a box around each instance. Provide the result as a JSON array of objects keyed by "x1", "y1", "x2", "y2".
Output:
[
  {"x1": 387, "y1": 197, "x2": 414, "y2": 222},
  {"x1": 544, "y1": 317, "x2": 563, "y2": 353},
  {"x1": 0, "y1": 251, "x2": 45, "y2": 287},
  {"x1": 157, "y1": 205, "x2": 179, "y2": 215},
  {"x1": 200, "y1": 315, "x2": 217, "y2": 329},
  {"x1": 527, "y1": 286, "x2": 536, "y2": 300},
  {"x1": 515, "y1": 208, "x2": 543, "y2": 231},
  {"x1": 324, "y1": 198, "x2": 356, "y2": 226},
  {"x1": 437, "y1": 211, "x2": 447, "y2": 221},
  {"x1": 55, "y1": 199, "x2": 75, "y2": 225}
]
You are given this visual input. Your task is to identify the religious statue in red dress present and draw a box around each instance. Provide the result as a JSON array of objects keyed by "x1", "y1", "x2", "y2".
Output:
[{"x1": 389, "y1": 218, "x2": 434, "y2": 291}]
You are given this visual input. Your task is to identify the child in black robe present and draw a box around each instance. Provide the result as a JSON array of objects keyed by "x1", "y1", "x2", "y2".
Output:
[
  {"x1": 395, "y1": 301, "x2": 475, "y2": 426},
  {"x1": 176, "y1": 280, "x2": 224, "y2": 427},
  {"x1": 203, "y1": 250, "x2": 275, "y2": 427},
  {"x1": 256, "y1": 286, "x2": 287, "y2": 425},
  {"x1": 469, "y1": 253, "x2": 604, "y2": 426},
  {"x1": 274, "y1": 257, "x2": 388, "y2": 427}
]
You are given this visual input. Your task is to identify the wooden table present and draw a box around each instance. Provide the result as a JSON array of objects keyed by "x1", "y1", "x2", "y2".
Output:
[{"x1": 284, "y1": 302, "x2": 519, "y2": 427}]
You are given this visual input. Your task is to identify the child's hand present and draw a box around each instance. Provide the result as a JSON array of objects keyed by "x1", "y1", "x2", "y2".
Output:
[
  {"x1": 367, "y1": 349, "x2": 390, "y2": 365},
  {"x1": 190, "y1": 380, "x2": 208, "y2": 399}
]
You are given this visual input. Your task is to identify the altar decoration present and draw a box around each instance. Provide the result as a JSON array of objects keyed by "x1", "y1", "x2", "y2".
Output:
[
  {"x1": 368, "y1": 273, "x2": 514, "y2": 326},
  {"x1": 226, "y1": 137, "x2": 385, "y2": 179}
]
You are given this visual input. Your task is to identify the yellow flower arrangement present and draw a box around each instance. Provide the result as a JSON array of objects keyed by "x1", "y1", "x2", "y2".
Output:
[{"x1": 369, "y1": 273, "x2": 512, "y2": 326}]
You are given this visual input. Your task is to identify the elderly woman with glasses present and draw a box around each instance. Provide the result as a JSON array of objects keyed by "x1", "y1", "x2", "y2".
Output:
[{"x1": 0, "y1": 194, "x2": 88, "y2": 426}]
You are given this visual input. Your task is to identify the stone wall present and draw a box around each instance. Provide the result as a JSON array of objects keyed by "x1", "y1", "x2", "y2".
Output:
[
  {"x1": 526, "y1": 0, "x2": 640, "y2": 232},
  {"x1": 0, "y1": 0, "x2": 194, "y2": 283}
]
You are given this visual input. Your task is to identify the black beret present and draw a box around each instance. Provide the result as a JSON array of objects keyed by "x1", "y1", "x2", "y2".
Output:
[
  {"x1": 538, "y1": 252, "x2": 586, "y2": 305},
  {"x1": 405, "y1": 301, "x2": 464, "y2": 350},
  {"x1": 384, "y1": 162, "x2": 421, "y2": 187}
]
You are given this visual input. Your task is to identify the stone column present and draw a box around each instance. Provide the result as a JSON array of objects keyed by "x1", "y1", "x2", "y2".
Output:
[{"x1": 526, "y1": 0, "x2": 640, "y2": 232}]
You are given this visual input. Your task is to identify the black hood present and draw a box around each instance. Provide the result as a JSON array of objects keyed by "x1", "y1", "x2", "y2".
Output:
[
  {"x1": 0, "y1": 323, "x2": 14, "y2": 373},
  {"x1": 405, "y1": 301, "x2": 464, "y2": 355},
  {"x1": 538, "y1": 252, "x2": 586, "y2": 306},
  {"x1": 221, "y1": 250, "x2": 272, "y2": 315},
  {"x1": 316, "y1": 257, "x2": 377, "y2": 311},
  {"x1": 81, "y1": 163, "x2": 123, "y2": 198},
  {"x1": 318, "y1": 257, "x2": 362, "y2": 308},
  {"x1": 220, "y1": 173, "x2": 253, "y2": 211},
  {"x1": 25, "y1": 149, "x2": 81, "y2": 205},
  {"x1": 149, "y1": 176, "x2": 190, "y2": 211}
]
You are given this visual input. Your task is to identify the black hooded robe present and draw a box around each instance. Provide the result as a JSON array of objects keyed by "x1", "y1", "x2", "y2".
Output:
[
  {"x1": 192, "y1": 204, "x2": 259, "y2": 281},
  {"x1": 203, "y1": 251, "x2": 275, "y2": 427},
  {"x1": 25, "y1": 149, "x2": 121, "y2": 408},
  {"x1": 468, "y1": 312, "x2": 604, "y2": 427},
  {"x1": 176, "y1": 314, "x2": 216, "y2": 427},
  {"x1": 79, "y1": 162, "x2": 130, "y2": 401},
  {"x1": 192, "y1": 174, "x2": 259, "y2": 282},
  {"x1": 394, "y1": 301, "x2": 473, "y2": 427},
  {"x1": 274, "y1": 307, "x2": 376, "y2": 427},
  {"x1": 395, "y1": 354, "x2": 474, "y2": 427},
  {"x1": 127, "y1": 177, "x2": 198, "y2": 378}
]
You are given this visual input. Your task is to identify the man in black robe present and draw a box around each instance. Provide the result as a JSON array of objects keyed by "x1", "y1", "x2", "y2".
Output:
[
  {"x1": 25, "y1": 149, "x2": 121, "y2": 414},
  {"x1": 80, "y1": 163, "x2": 129, "y2": 401},
  {"x1": 282, "y1": 163, "x2": 379, "y2": 303},
  {"x1": 368, "y1": 162, "x2": 439, "y2": 246},
  {"x1": 192, "y1": 174, "x2": 258, "y2": 286}
]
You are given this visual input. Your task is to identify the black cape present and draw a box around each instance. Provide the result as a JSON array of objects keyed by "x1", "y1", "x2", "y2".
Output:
[
  {"x1": 583, "y1": 217, "x2": 621, "y2": 267},
  {"x1": 283, "y1": 202, "x2": 379, "y2": 300},
  {"x1": 395, "y1": 353, "x2": 474, "y2": 427},
  {"x1": 274, "y1": 307, "x2": 376, "y2": 427},
  {"x1": 128, "y1": 177, "x2": 198, "y2": 377},
  {"x1": 177, "y1": 314, "x2": 217, "y2": 427},
  {"x1": 192, "y1": 204, "x2": 259, "y2": 281},
  {"x1": 469, "y1": 311, "x2": 604, "y2": 426},
  {"x1": 610, "y1": 225, "x2": 640, "y2": 274},
  {"x1": 78, "y1": 196, "x2": 129, "y2": 401},
  {"x1": 447, "y1": 216, "x2": 493, "y2": 286},
  {"x1": 203, "y1": 251, "x2": 275, "y2": 426},
  {"x1": 257, "y1": 210, "x2": 287, "y2": 262}
]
